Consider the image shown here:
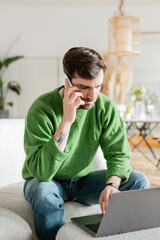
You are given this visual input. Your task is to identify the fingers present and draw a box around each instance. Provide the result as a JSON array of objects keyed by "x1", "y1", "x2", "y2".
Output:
[
  {"x1": 64, "y1": 82, "x2": 80, "y2": 99},
  {"x1": 69, "y1": 91, "x2": 85, "y2": 107},
  {"x1": 70, "y1": 91, "x2": 82, "y2": 102},
  {"x1": 99, "y1": 188, "x2": 117, "y2": 214},
  {"x1": 65, "y1": 78, "x2": 78, "y2": 91},
  {"x1": 102, "y1": 192, "x2": 110, "y2": 214},
  {"x1": 63, "y1": 78, "x2": 84, "y2": 124},
  {"x1": 104, "y1": 192, "x2": 110, "y2": 213},
  {"x1": 100, "y1": 191, "x2": 110, "y2": 214},
  {"x1": 99, "y1": 195, "x2": 105, "y2": 214},
  {"x1": 64, "y1": 89, "x2": 84, "y2": 106},
  {"x1": 74, "y1": 96, "x2": 85, "y2": 108},
  {"x1": 64, "y1": 79, "x2": 85, "y2": 107},
  {"x1": 65, "y1": 78, "x2": 70, "y2": 89}
]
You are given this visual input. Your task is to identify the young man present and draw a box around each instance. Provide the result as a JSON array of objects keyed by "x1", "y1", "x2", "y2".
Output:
[{"x1": 22, "y1": 47, "x2": 149, "y2": 240}]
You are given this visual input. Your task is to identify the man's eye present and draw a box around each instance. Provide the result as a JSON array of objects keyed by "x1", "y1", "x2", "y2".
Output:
[
  {"x1": 81, "y1": 86, "x2": 88, "y2": 90},
  {"x1": 80, "y1": 85, "x2": 102, "y2": 90}
]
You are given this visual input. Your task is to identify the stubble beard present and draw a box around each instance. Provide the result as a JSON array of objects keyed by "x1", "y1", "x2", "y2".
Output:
[{"x1": 77, "y1": 99, "x2": 96, "y2": 110}]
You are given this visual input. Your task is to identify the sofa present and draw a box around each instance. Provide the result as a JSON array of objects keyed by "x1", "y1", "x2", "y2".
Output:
[{"x1": 0, "y1": 118, "x2": 160, "y2": 240}]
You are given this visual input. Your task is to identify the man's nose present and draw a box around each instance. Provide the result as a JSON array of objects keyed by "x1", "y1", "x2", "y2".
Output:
[{"x1": 87, "y1": 88, "x2": 96, "y2": 100}]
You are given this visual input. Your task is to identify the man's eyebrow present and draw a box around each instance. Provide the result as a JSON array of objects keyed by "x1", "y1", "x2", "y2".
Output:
[{"x1": 79, "y1": 83, "x2": 103, "y2": 88}]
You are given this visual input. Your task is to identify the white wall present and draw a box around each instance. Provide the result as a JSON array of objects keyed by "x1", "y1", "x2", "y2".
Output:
[{"x1": 0, "y1": 0, "x2": 160, "y2": 118}]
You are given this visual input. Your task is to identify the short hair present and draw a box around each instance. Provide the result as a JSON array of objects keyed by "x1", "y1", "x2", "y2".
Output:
[{"x1": 63, "y1": 47, "x2": 106, "y2": 80}]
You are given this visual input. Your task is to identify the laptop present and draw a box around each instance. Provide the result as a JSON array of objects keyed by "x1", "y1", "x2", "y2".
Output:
[{"x1": 71, "y1": 188, "x2": 160, "y2": 238}]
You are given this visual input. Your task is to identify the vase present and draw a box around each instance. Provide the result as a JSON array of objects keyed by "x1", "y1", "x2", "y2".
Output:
[
  {"x1": 135, "y1": 101, "x2": 145, "y2": 118},
  {"x1": 0, "y1": 109, "x2": 9, "y2": 118},
  {"x1": 116, "y1": 104, "x2": 126, "y2": 118},
  {"x1": 146, "y1": 104, "x2": 154, "y2": 117}
]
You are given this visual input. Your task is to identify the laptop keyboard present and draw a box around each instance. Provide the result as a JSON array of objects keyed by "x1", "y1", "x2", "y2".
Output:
[{"x1": 84, "y1": 222, "x2": 100, "y2": 233}]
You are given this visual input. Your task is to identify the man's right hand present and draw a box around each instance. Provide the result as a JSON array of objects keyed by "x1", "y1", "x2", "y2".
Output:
[
  {"x1": 54, "y1": 78, "x2": 85, "y2": 152},
  {"x1": 62, "y1": 78, "x2": 85, "y2": 124}
]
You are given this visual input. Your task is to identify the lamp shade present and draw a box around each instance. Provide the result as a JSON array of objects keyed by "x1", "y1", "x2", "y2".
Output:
[{"x1": 108, "y1": 15, "x2": 140, "y2": 57}]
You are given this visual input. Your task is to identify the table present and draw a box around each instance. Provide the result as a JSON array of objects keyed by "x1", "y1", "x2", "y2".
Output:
[{"x1": 123, "y1": 118, "x2": 160, "y2": 167}]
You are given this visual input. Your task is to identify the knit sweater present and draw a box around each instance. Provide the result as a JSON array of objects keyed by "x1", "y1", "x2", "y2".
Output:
[{"x1": 22, "y1": 86, "x2": 132, "y2": 184}]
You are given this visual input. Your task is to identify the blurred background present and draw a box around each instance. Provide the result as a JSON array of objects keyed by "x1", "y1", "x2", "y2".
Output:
[
  {"x1": 0, "y1": 0, "x2": 159, "y2": 118},
  {"x1": 0, "y1": 0, "x2": 160, "y2": 186}
]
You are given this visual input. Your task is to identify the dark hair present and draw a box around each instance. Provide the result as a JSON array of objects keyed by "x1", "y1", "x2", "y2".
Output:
[{"x1": 63, "y1": 47, "x2": 106, "y2": 80}]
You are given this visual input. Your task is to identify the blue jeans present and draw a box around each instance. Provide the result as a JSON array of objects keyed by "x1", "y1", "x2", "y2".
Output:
[{"x1": 24, "y1": 170, "x2": 149, "y2": 240}]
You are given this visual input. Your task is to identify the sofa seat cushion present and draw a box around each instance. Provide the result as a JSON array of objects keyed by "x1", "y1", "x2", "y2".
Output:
[
  {"x1": 0, "y1": 181, "x2": 101, "y2": 239},
  {"x1": 0, "y1": 207, "x2": 32, "y2": 240},
  {"x1": 2, "y1": 181, "x2": 160, "y2": 240},
  {"x1": 0, "y1": 181, "x2": 38, "y2": 240},
  {"x1": 56, "y1": 222, "x2": 160, "y2": 240}
]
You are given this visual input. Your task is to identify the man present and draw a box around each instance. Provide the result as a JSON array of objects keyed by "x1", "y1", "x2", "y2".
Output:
[{"x1": 22, "y1": 47, "x2": 149, "y2": 240}]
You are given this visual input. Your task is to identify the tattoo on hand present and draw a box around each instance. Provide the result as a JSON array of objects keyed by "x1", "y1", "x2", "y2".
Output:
[{"x1": 57, "y1": 132, "x2": 66, "y2": 146}]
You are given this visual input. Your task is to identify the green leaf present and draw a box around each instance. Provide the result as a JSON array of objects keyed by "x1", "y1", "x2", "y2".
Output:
[
  {"x1": 0, "y1": 61, "x2": 3, "y2": 70},
  {"x1": 7, "y1": 102, "x2": 13, "y2": 107},
  {"x1": 0, "y1": 77, "x2": 2, "y2": 87},
  {"x1": 0, "y1": 99, "x2": 4, "y2": 109},
  {"x1": 3, "y1": 56, "x2": 24, "y2": 68},
  {"x1": 8, "y1": 81, "x2": 21, "y2": 95}
]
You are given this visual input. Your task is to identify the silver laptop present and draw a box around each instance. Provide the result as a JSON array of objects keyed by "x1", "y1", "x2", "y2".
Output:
[{"x1": 71, "y1": 188, "x2": 160, "y2": 237}]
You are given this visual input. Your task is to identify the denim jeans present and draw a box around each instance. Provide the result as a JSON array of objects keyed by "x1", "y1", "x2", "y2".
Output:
[{"x1": 24, "y1": 170, "x2": 149, "y2": 240}]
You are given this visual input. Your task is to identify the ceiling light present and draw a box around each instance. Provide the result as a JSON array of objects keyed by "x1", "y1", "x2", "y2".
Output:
[{"x1": 108, "y1": 0, "x2": 140, "y2": 57}]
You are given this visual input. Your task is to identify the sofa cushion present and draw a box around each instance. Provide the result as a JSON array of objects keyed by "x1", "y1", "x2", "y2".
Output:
[
  {"x1": 0, "y1": 207, "x2": 32, "y2": 240},
  {"x1": 0, "y1": 181, "x2": 38, "y2": 240},
  {"x1": 1, "y1": 181, "x2": 160, "y2": 240},
  {"x1": 0, "y1": 119, "x2": 25, "y2": 187},
  {"x1": 0, "y1": 181, "x2": 101, "y2": 240},
  {"x1": 93, "y1": 146, "x2": 106, "y2": 171}
]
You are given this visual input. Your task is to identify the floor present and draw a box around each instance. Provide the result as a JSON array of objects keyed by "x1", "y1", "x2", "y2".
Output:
[{"x1": 130, "y1": 148, "x2": 160, "y2": 187}]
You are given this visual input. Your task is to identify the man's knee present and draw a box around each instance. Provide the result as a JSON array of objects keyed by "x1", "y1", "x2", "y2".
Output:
[
  {"x1": 26, "y1": 180, "x2": 64, "y2": 210},
  {"x1": 131, "y1": 170, "x2": 150, "y2": 189},
  {"x1": 120, "y1": 170, "x2": 150, "y2": 191},
  {"x1": 136, "y1": 171, "x2": 150, "y2": 189}
]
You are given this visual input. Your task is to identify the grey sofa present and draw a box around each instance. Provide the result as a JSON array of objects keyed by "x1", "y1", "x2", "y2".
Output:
[{"x1": 0, "y1": 119, "x2": 160, "y2": 240}]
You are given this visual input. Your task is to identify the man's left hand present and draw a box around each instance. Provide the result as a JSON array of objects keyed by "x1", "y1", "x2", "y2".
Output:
[{"x1": 99, "y1": 186, "x2": 119, "y2": 214}]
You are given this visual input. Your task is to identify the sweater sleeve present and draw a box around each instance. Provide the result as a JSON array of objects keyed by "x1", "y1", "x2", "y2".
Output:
[
  {"x1": 23, "y1": 108, "x2": 69, "y2": 182},
  {"x1": 100, "y1": 103, "x2": 132, "y2": 184}
]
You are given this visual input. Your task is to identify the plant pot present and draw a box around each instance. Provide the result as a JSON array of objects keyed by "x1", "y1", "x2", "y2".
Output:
[
  {"x1": 0, "y1": 99, "x2": 4, "y2": 109},
  {"x1": 0, "y1": 109, "x2": 9, "y2": 118}
]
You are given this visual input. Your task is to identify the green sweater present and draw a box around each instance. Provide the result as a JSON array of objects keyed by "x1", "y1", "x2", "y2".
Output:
[{"x1": 22, "y1": 86, "x2": 132, "y2": 184}]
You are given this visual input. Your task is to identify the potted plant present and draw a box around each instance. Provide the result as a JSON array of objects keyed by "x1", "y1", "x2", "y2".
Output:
[
  {"x1": 125, "y1": 85, "x2": 157, "y2": 118},
  {"x1": 0, "y1": 56, "x2": 23, "y2": 118}
]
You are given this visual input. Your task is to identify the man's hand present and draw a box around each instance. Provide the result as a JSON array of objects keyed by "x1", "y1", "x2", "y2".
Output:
[
  {"x1": 54, "y1": 78, "x2": 85, "y2": 152},
  {"x1": 62, "y1": 78, "x2": 85, "y2": 124},
  {"x1": 99, "y1": 186, "x2": 119, "y2": 215}
]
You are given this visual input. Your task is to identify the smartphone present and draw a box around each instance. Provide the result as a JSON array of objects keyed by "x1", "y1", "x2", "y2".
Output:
[
  {"x1": 63, "y1": 74, "x2": 83, "y2": 108},
  {"x1": 63, "y1": 74, "x2": 73, "y2": 87}
]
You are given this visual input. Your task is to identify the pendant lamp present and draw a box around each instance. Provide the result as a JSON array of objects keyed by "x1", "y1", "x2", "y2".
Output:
[{"x1": 108, "y1": 0, "x2": 140, "y2": 57}]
